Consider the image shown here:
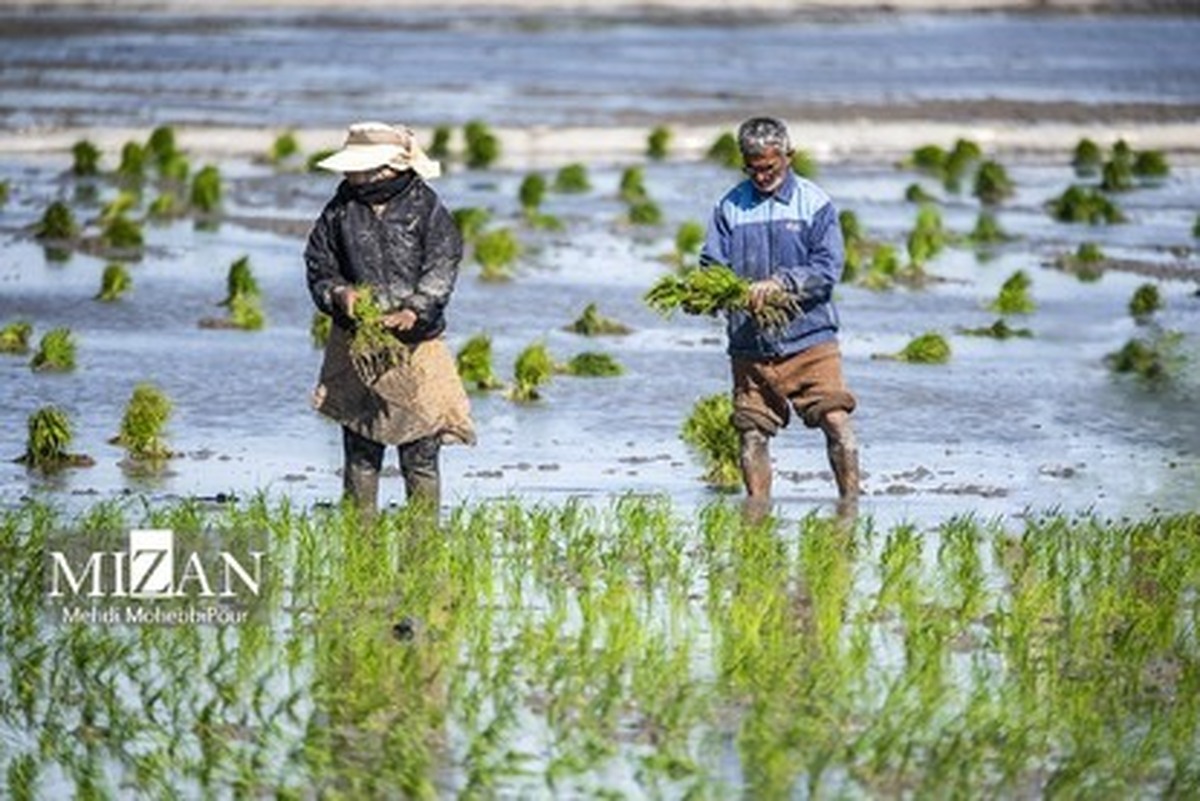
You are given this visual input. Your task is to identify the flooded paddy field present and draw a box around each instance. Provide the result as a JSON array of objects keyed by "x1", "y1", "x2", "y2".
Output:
[{"x1": 1, "y1": 4, "x2": 1199, "y2": 798}]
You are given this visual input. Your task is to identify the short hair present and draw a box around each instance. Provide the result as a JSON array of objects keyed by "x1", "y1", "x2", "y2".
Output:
[{"x1": 737, "y1": 117, "x2": 792, "y2": 157}]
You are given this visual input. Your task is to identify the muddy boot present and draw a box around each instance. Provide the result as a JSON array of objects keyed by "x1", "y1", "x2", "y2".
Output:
[
  {"x1": 823, "y1": 413, "x2": 860, "y2": 501},
  {"x1": 343, "y1": 427, "x2": 385, "y2": 523},
  {"x1": 399, "y1": 435, "x2": 441, "y2": 517}
]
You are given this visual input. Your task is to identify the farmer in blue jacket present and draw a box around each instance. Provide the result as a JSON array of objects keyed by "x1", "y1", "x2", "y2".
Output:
[{"x1": 700, "y1": 116, "x2": 860, "y2": 512}]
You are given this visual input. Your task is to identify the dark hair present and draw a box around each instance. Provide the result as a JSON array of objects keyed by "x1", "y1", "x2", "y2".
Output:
[{"x1": 737, "y1": 117, "x2": 792, "y2": 157}]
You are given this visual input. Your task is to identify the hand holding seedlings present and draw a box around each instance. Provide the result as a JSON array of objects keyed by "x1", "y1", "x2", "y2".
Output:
[
  {"x1": 381, "y1": 309, "x2": 418, "y2": 331},
  {"x1": 334, "y1": 285, "x2": 360, "y2": 318},
  {"x1": 644, "y1": 263, "x2": 801, "y2": 333}
]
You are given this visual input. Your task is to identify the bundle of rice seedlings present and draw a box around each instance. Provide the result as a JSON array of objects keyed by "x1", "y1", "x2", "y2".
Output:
[
  {"x1": 989, "y1": 271, "x2": 1035, "y2": 315},
  {"x1": 790, "y1": 149, "x2": 818, "y2": 179},
  {"x1": 464, "y1": 120, "x2": 500, "y2": 169},
  {"x1": 452, "y1": 207, "x2": 491, "y2": 244},
  {"x1": 1072, "y1": 138, "x2": 1104, "y2": 176},
  {"x1": 35, "y1": 201, "x2": 78, "y2": 241},
  {"x1": 19, "y1": 406, "x2": 92, "y2": 471},
  {"x1": 567, "y1": 303, "x2": 632, "y2": 336},
  {"x1": 905, "y1": 184, "x2": 938, "y2": 204},
  {"x1": 627, "y1": 198, "x2": 662, "y2": 226},
  {"x1": 0, "y1": 321, "x2": 33, "y2": 354},
  {"x1": 227, "y1": 293, "x2": 265, "y2": 331},
  {"x1": 348, "y1": 286, "x2": 407, "y2": 383},
  {"x1": 1053, "y1": 242, "x2": 1107, "y2": 282},
  {"x1": 116, "y1": 383, "x2": 173, "y2": 460},
  {"x1": 146, "y1": 125, "x2": 179, "y2": 170},
  {"x1": 311, "y1": 311, "x2": 332, "y2": 349},
  {"x1": 1048, "y1": 186, "x2": 1124, "y2": 224},
  {"x1": 100, "y1": 214, "x2": 143, "y2": 250},
  {"x1": 509, "y1": 341, "x2": 553, "y2": 402},
  {"x1": 1133, "y1": 150, "x2": 1170, "y2": 181},
  {"x1": 619, "y1": 166, "x2": 647, "y2": 203},
  {"x1": 1101, "y1": 159, "x2": 1135, "y2": 193},
  {"x1": 456, "y1": 333, "x2": 504, "y2": 392},
  {"x1": 680, "y1": 393, "x2": 740, "y2": 490},
  {"x1": 706, "y1": 132, "x2": 741, "y2": 169},
  {"x1": 553, "y1": 163, "x2": 591, "y2": 193},
  {"x1": 647, "y1": 125, "x2": 672, "y2": 160},
  {"x1": 117, "y1": 141, "x2": 147, "y2": 184},
  {"x1": 906, "y1": 205, "x2": 947, "y2": 267},
  {"x1": 968, "y1": 212, "x2": 1013, "y2": 246},
  {"x1": 96, "y1": 263, "x2": 131, "y2": 301},
  {"x1": 30, "y1": 328, "x2": 76, "y2": 372},
  {"x1": 518, "y1": 173, "x2": 547, "y2": 215},
  {"x1": 474, "y1": 228, "x2": 520, "y2": 282},
  {"x1": 645, "y1": 264, "x2": 800, "y2": 332},
  {"x1": 973, "y1": 160, "x2": 1015, "y2": 205},
  {"x1": 561, "y1": 352, "x2": 623, "y2": 377},
  {"x1": 71, "y1": 140, "x2": 101, "y2": 176},
  {"x1": 269, "y1": 130, "x2": 301, "y2": 165},
  {"x1": 1105, "y1": 331, "x2": 1184, "y2": 384},
  {"x1": 223, "y1": 256, "x2": 260, "y2": 305},
  {"x1": 673, "y1": 220, "x2": 705, "y2": 267},
  {"x1": 427, "y1": 125, "x2": 452, "y2": 159},
  {"x1": 1129, "y1": 283, "x2": 1163, "y2": 322},
  {"x1": 190, "y1": 165, "x2": 223, "y2": 214},
  {"x1": 957, "y1": 319, "x2": 1032, "y2": 339},
  {"x1": 899, "y1": 332, "x2": 951, "y2": 364}
]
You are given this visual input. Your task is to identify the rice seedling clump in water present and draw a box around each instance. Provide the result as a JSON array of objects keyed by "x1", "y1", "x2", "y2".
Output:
[
  {"x1": 680, "y1": 393, "x2": 740, "y2": 489},
  {"x1": 116, "y1": 383, "x2": 173, "y2": 461}
]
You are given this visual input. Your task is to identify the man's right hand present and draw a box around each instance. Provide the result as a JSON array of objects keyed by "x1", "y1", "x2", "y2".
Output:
[{"x1": 334, "y1": 286, "x2": 360, "y2": 319}]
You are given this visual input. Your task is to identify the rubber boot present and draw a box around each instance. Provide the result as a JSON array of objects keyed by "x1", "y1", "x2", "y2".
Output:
[
  {"x1": 823, "y1": 414, "x2": 860, "y2": 525},
  {"x1": 739, "y1": 429, "x2": 773, "y2": 524},
  {"x1": 342, "y1": 427, "x2": 385, "y2": 523},
  {"x1": 399, "y1": 435, "x2": 441, "y2": 516}
]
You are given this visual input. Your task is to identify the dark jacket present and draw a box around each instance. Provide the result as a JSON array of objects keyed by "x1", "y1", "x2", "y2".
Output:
[
  {"x1": 305, "y1": 173, "x2": 463, "y2": 343},
  {"x1": 700, "y1": 169, "x2": 845, "y2": 360}
]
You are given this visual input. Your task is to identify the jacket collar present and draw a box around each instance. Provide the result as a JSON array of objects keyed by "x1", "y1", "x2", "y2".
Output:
[{"x1": 747, "y1": 169, "x2": 797, "y2": 204}]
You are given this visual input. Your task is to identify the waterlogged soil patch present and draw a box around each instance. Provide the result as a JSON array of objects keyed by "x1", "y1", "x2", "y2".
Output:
[{"x1": 1, "y1": 497, "x2": 1197, "y2": 798}]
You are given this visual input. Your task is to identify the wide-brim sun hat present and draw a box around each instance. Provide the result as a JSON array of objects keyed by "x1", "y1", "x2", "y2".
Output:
[{"x1": 316, "y1": 121, "x2": 441, "y2": 179}]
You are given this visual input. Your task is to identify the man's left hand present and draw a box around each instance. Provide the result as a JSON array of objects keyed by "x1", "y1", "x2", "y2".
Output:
[{"x1": 381, "y1": 309, "x2": 418, "y2": 331}]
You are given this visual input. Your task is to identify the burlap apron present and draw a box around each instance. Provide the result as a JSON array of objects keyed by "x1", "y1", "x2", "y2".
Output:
[{"x1": 312, "y1": 324, "x2": 476, "y2": 447}]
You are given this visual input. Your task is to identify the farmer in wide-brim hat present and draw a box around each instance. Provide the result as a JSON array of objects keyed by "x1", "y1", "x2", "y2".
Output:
[{"x1": 305, "y1": 121, "x2": 474, "y2": 519}]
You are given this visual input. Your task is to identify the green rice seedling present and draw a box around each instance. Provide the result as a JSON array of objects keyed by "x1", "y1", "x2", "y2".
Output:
[
  {"x1": 1047, "y1": 186, "x2": 1125, "y2": 224},
  {"x1": 146, "y1": 125, "x2": 179, "y2": 166},
  {"x1": 560, "y1": 352, "x2": 623, "y2": 377},
  {"x1": 1193, "y1": 214, "x2": 1200, "y2": 238},
  {"x1": 156, "y1": 148, "x2": 190, "y2": 183},
  {"x1": 1128, "y1": 283, "x2": 1163, "y2": 322},
  {"x1": 567, "y1": 303, "x2": 632, "y2": 336},
  {"x1": 968, "y1": 212, "x2": 1013, "y2": 246},
  {"x1": 101, "y1": 213, "x2": 144, "y2": 250},
  {"x1": 680, "y1": 393, "x2": 739, "y2": 489},
  {"x1": 452, "y1": 206, "x2": 491, "y2": 243},
  {"x1": 627, "y1": 197, "x2": 663, "y2": 226},
  {"x1": 1072, "y1": 138, "x2": 1104, "y2": 175},
  {"x1": 942, "y1": 138, "x2": 982, "y2": 192},
  {"x1": 226, "y1": 293, "x2": 265, "y2": 331},
  {"x1": 464, "y1": 120, "x2": 500, "y2": 169},
  {"x1": 117, "y1": 140, "x2": 147, "y2": 183},
  {"x1": 311, "y1": 311, "x2": 331, "y2": 349},
  {"x1": 552, "y1": 163, "x2": 590, "y2": 193},
  {"x1": 71, "y1": 139, "x2": 101, "y2": 176},
  {"x1": 989, "y1": 270, "x2": 1035, "y2": 315},
  {"x1": 645, "y1": 263, "x2": 799, "y2": 331},
  {"x1": 905, "y1": 183, "x2": 938, "y2": 204},
  {"x1": 474, "y1": 227, "x2": 520, "y2": 281},
  {"x1": 1132, "y1": 149, "x2": 1170, "y2": 181},
  {"x1": 858, "y1": 243, "x2": 913, "y2": 290},
  {"x1": 957, "y1": 318, "x2": 1032, "y2": 339},
  {"x1": 96, "y1": 262, "x2": 131, "y2": 301},
  {"x1": 147, "y1": 191, "x2": 181, "y2": 220},
  {"x1": 619, "y1": 166, "x2": 647, "y2": 203},
  {"x1": 907, "y1": 143, "x2": 948, "y2": 175},
  {"x1": 346, "y1": 286, "x2": 403, "y2": 378},
  {"x1": 907, "y1": 204, "x2": 947, "y2": 267},
  {"x1": 673, "y1": 220, "x2": 705, "y2": 268},
  {"x1": 100, "y1": 190, "x2": 138, "y2": 223},
  {"x1": 0, "y1": 321, "x2": 33, "y2": 354},
  {"x1": 509, "y1": 341, "x2": 553, "y2": 402},
  {"x1": 973, "y1": 160, "x2": 1015, "y2": 205},
  {"x1": 1111, "y1": 137, "x2": 1135, "y2": 166},
  {"x1": 427, "y1": 125, "x2": 452, "y2": 159},
  {"x1": 790, "y1": 149, "x2": 818, "y2": 179},
  {"x1": 647, "y1": 125, "x2": 672, "y2": 160},
  {"x1": 20, "y1": 406, "x2": 90, "y2": 470},
  {"x1": 1101, "y1": 158, "x2": 1135, "y2": 192},
  {"x1": 35, "y1": 200, "x2": 78, "y2": 241},
  {"x1": 884, "y1": 331, "x2": 951, "y2": 364},
  {"x1": 518, "y1": 173, "x2": 547, "y2": 214},
  {"x1": 456, "y1": 333, "x2": 504, "y2": 392},
  {"x1": 268, "y1": 130, "x2": 300, "y2": 165},
  {"x1": 222, "y1": 255, "x2": 260, "y2": 305},
  {"x1": 116, "y1": 383, "x2": 173, "y2": 460},
  {"x1": 190, "y1": 164, "x2": 223, "y2": 214},
  {"x1": 1053, "y1": 241, "x2": 1106, "y2": 282},
  {"x1": 1105, "y1": 331, "x2": 1184, "y2": 383},
  {"x1": 706, "y1": 131, "x2": 741, "y2": 169},
  {"x1": 30, "y1": 327, "x2": 75, "y2": 372},
  {"x1": 306, "y1": 148, "x2": 336, "y2": 172}
]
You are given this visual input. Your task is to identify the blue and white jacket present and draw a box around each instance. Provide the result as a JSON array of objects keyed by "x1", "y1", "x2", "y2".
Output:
[{"x1": 700, "y1": 169, "x2": 845, "y2": 360}]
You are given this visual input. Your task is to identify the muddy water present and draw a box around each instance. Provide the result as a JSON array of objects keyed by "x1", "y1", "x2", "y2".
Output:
[
  {"x1": 2, "y1": 150, "x2": 1197, "y2": 527},
  {"x1": 1, "y1": 7, "x2": 1198, "y2": 527}
]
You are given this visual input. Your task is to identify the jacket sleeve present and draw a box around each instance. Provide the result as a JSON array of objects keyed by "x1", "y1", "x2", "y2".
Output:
[
  {"x1": 398, "y1": 201, "x2": 464, "y2": 326},
  {"x1": 304, "y1": 205, "x2": 349, "y2": 318},
  {"x1": 699, "y1": 202, "x2": 732, "y2": 269},
  {"x1": 775, "y1": 201, "x2": 844, "y2": 305}
]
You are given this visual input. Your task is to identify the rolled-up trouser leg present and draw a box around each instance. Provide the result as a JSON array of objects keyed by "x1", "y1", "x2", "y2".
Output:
[
  {"x1": 399, "y1": 435, "x2": 441, "y2": 511},
  {"x1": 342, "y1": 427, "x2": 384, "y2": 517}
]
